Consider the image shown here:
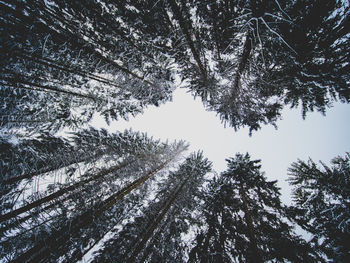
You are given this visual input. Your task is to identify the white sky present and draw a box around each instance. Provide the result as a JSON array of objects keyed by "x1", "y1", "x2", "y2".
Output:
[{"x1": 92, "y1": 88, "x2": 350, "y2": 204}]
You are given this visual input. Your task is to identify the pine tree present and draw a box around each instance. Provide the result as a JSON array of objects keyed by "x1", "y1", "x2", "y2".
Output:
[
  {"x1": 189, "y1": 153, "x2": 318, "y2": 262},
  {"x1": 288, "y1": 153, "x2": 350, "y2": 262}
]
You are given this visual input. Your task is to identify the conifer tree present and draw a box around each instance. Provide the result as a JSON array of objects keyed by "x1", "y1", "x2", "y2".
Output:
[
  {"x1": 0, "y1": 128, "x2": 187, "y2": 262},
  {"x1": 0, "y1": 127, "x2": 153, "y2": 213},
  {"x1": 135, "y1": 152, "x2": 212, "y2": 262},
  {"x1": 189, "y1": 153, "x2": 318, "y2": 263},
  {"x1": 1, "y1": 0, "x2": 349, "y2": 134},
  {"x1": 89, "y1": 152, "x2": 211, "y2": 263},
  {"x1": 1, "y1": 1, "x2": 350, "y2": 261},
  {"x1": 288, "y1": 153, "x2": 350, "y2": 262},
  {"x1": 0, "y1": 0, "x2": 174, "y2": 133},
  {"x1": 168, "y1": 0, "x2": 350, "y2": 133}
]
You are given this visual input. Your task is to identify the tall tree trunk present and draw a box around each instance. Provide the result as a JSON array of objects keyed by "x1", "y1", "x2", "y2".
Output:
[
  {"x1": 1, "y1": 201, "x2": 59, "y2": 234},
  {"x1": 0, "y1": 159, "x2": 134, "y2": 223},
  {"x1": 16, "y1": 52, "x2": 121, "y2": 89},
  {"x1": 239, "y1": 181, "x2": 262, "y2": 263},
  {"x1": 2, "y1": 151, "x2": 101, "y2": 186},
  {"x1": 210, "y1": 2, "x2": 222, "y2": 60},
  {"x1": 167, "y1": 0, "x2": 207, "y2": 79},
  {"x1": 231, "y1": 0, "x2": 267, "y2": 95},
  {"x1": 232, "y1": 34, "x2": 252, "y2": 96},
  {"x1": 11, "y1": 157, "x2": 174, "y2": 263},
  {"x1": 128, "y1": 172, "x2": 192, "y2": 262},
  {"x1": 0, "y1": 76, "x2": 97, "y2": 101}
]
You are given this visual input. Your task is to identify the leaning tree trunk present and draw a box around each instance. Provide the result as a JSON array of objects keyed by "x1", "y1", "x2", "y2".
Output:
[
  {"x1": 11, "y1": 156, "x2": 174, "y2": 263},
  {"x1": 0, "y1": 159, "x2": 134, "y2": 223}
]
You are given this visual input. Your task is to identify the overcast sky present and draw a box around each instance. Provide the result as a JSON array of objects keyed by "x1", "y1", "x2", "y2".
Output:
[{"x1": 92, "y1": 88, "x2": 350, "y2": 204}]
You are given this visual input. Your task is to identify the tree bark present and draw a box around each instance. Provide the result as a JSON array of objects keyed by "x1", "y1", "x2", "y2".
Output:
[{"x1": 2, "y1": 151, "x2": 101, "y2": 186}]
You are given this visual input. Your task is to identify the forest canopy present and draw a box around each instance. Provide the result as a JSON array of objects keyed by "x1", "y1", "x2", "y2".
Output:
[
  {"x1": 1, "y1": 0, "x2": 349, "y2": 134},
  {"x1": 0, "y1": 0, "x2": 349, "y2": 262}
]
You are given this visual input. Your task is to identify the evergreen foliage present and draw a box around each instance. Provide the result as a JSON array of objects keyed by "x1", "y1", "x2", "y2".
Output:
[
  {"x1": 189, "y1": 153, "x2": 318, "y2": 262},
  {"x1": 175, "y1": 0, "x2": 350, "y2": 133},
  {"x1": 1, "y1": 0, "x2": 349, "y2": 262},
  {"x1": 1, "y1": 0, "x2": 349, "y2": 134},
  {"x1": 288, "y1": 153, "x2": 350, "y2": 262},
  {"x1": 90, "y1": 152, "x2": 212, "y2": 263},
  {"x1": 0, "y1": 0, "x2": 174, "y2": 133},
  {"x1": 0, "y1": 128, "x2": 187, "y2": 262}
]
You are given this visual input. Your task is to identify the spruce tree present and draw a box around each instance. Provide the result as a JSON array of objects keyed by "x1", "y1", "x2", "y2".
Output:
[
  {"x1": 189, "y1": 153, "x2": 318, "y2": 263},
  {"x1": 0, "y1": 128, "x2": 187, "y2": 262},
  {"x1": 89, "y1": 152, "x2": 211, "y2": 263},
  {"x1": 0, "y1": 0, "x2": 174, "y2": 133},
  {"x1": 168, "y1": 0, "x2": 350, "y2": 133},
  {"x1": 1, "y1": 0, "x2": 349, "y2": 134},
  {"x1": 288, "y1": 153, "x2": 350, "y2": 262},
  {"x1": 137, "y1": 152, "x2": 212, "y2": 262}
]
